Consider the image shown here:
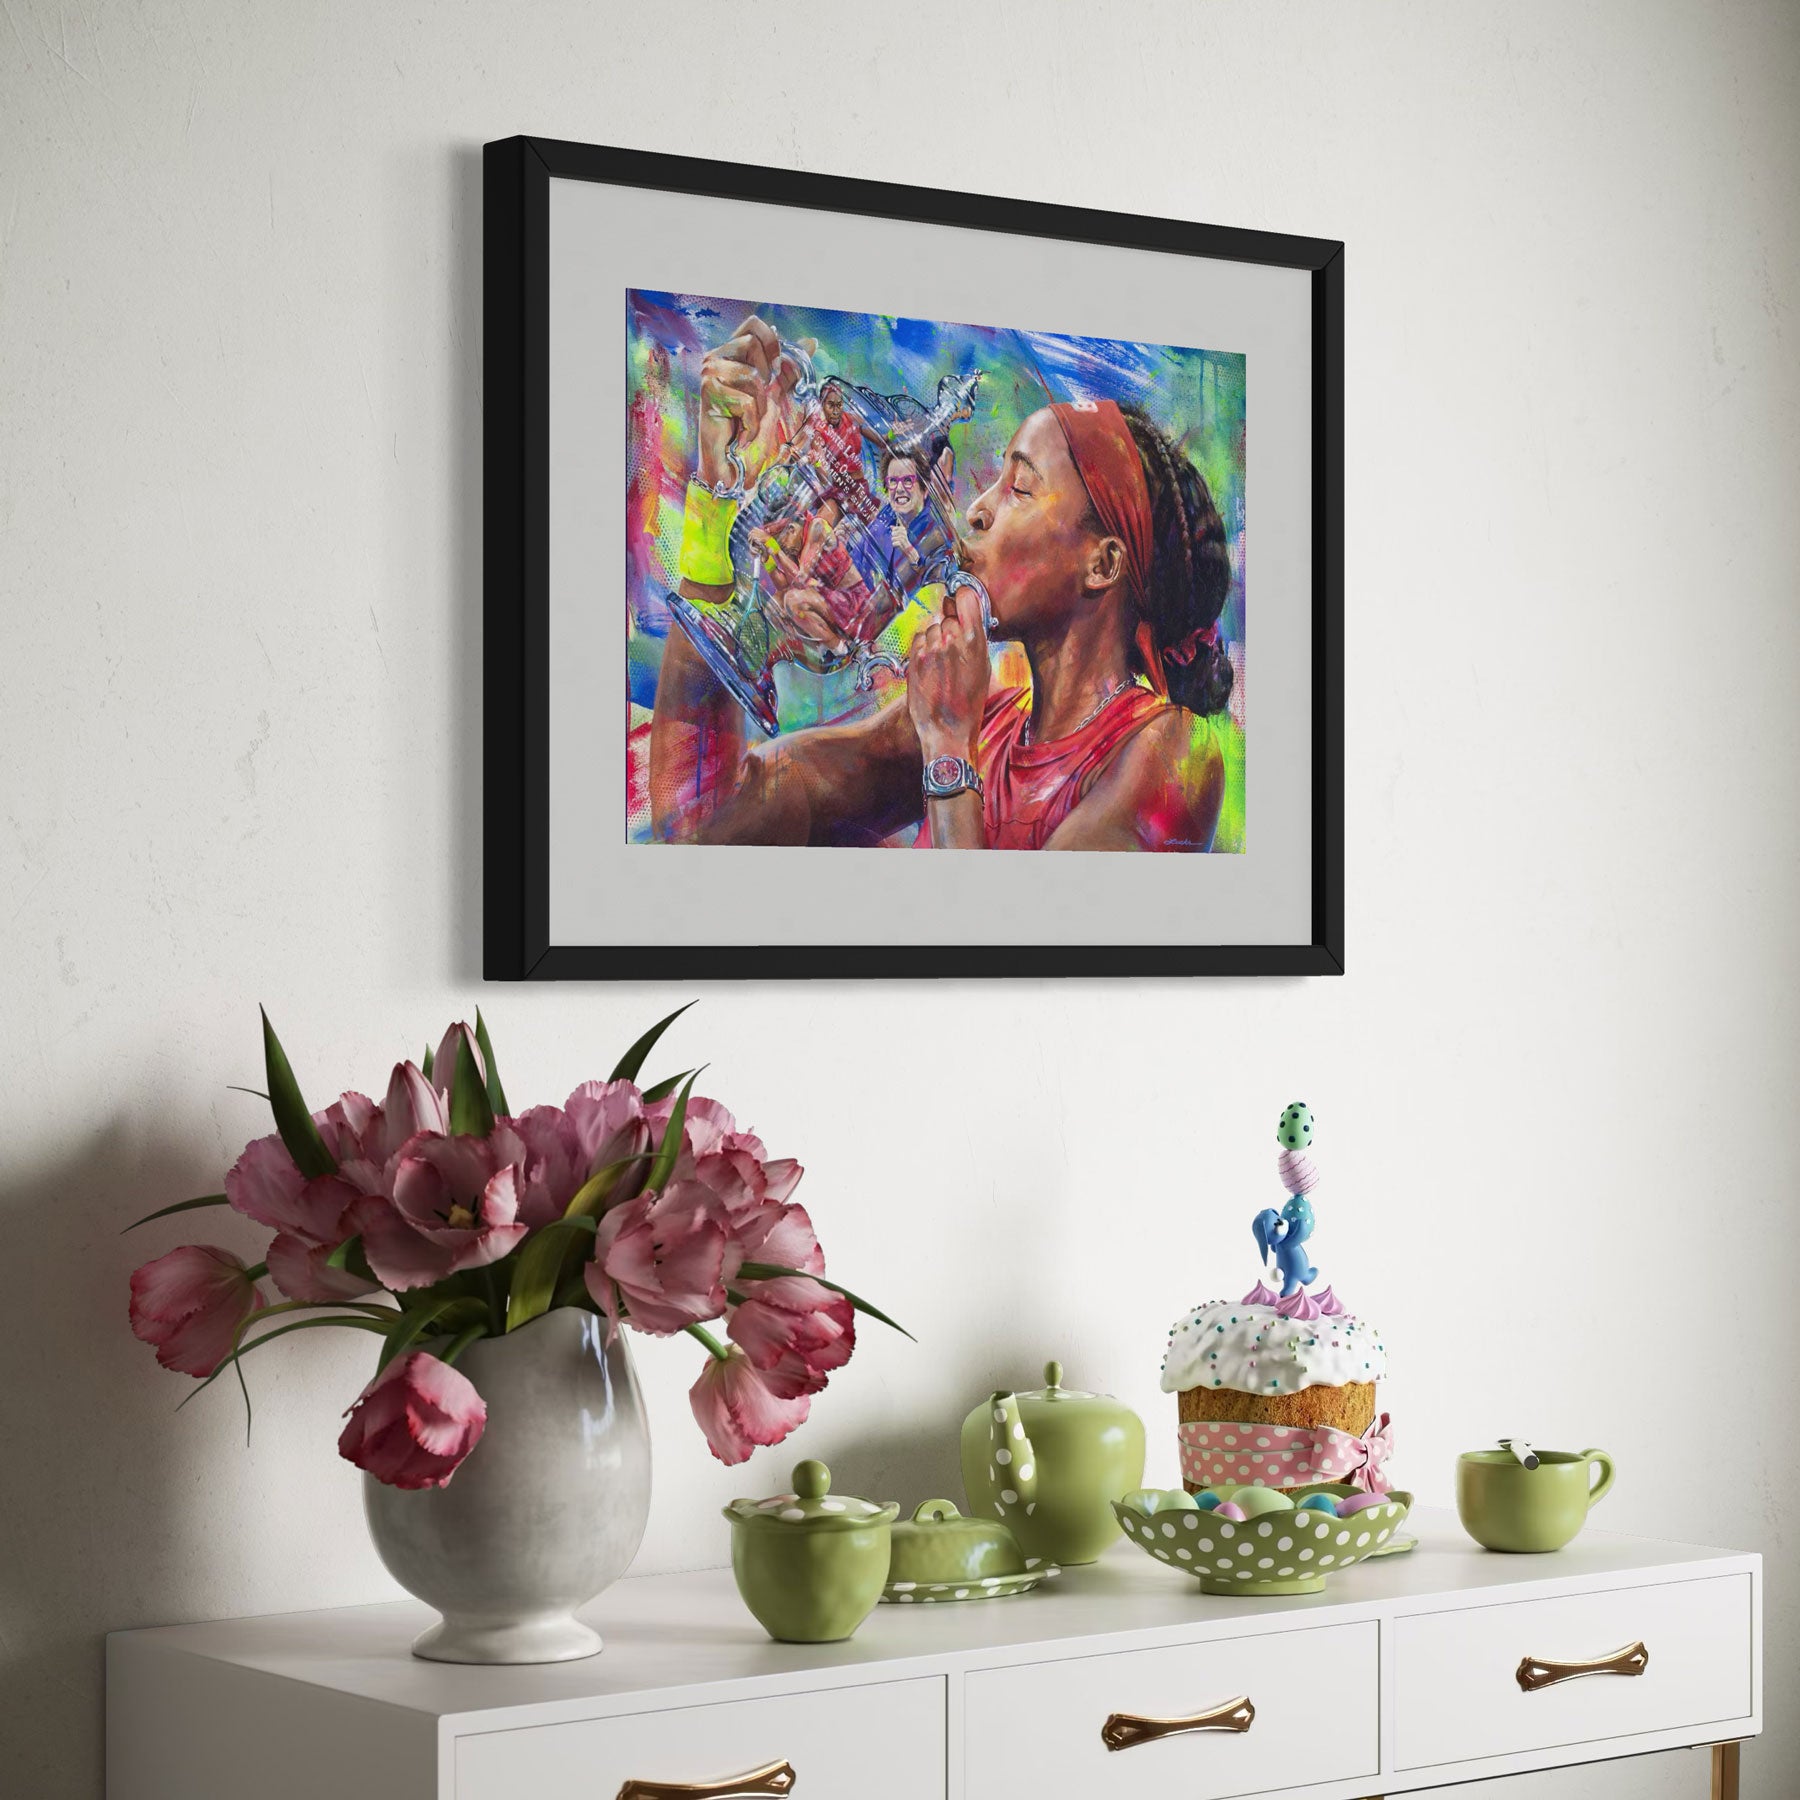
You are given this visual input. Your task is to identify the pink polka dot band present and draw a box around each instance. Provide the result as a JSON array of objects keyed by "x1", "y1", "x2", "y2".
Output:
[{"x1": 1178, "y1": 1412, "x2": 1394, "y2": 1493}]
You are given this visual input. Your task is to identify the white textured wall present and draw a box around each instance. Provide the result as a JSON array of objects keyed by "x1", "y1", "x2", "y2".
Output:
[{"x1": 4, "y1": 2, "x2": 1798, "y2": 1795}]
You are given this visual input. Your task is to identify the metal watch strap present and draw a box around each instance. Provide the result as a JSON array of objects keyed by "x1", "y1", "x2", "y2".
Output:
[{"x1": 922, "y1": 754, "x2": 983, "y2": 800}]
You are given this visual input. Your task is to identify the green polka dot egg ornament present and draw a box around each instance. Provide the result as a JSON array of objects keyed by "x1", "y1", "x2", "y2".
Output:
[
  {"x1": 1277, "y1": 1102, "x2": 1315, "y2": 1151},
  {"x1": 1111, "y1": 1482, "x2": 1412, "y2": 1596}
]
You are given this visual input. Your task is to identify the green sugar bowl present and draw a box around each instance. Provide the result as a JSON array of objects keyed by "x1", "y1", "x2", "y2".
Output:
[
  {"x1": 723, "y1": 1460, "x2": 899, "y2": 1643},
  {"x1": 882, "y1": 1499, "x2": 1060, "y2": 1604}
]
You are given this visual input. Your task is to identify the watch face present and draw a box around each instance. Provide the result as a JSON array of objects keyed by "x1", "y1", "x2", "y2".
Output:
[{"x1": 926, "y1": 756, "x2": 964, "y2": 789}]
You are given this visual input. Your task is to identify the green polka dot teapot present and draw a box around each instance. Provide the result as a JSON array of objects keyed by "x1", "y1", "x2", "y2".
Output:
[{"x1": 958, "y1": 1360, "x2": 1146, "y2": 1566}]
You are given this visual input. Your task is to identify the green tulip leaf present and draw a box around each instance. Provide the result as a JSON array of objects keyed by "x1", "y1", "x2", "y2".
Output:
[
  {"x1": 261, "y1": 1009, "x2": 336, "y2": 1178},
  {"x1": 561, "y1": 1151, "x2": 652, "y2": 1222},
  {"x1": 178, "y1": 1310, "x2": 390, "y2": 1438},
  {"x1": 376, "y1": 1295, "x2": 488, "y2": 1373},
  {"x1": 449, "y1": 1028, "x2": 496, "y2": 1137},
  {"x1": 474, "y1": 1008, "x2": 510, "y2": 1117},
  {"x1": 121, "y1": 1194, "x2": 228, "y2": 1235},
  {"x1": 641, "y1": 1067, "x2": 696, "y2": 1104},
  {"x1": 504, "y1": 1215, "x2": 602, "y2": 1333},
  {"x1": 421, "y1": 1042, "x2": 434, "y2": 1081},
  {"x1": 439, "y1": 1322, "x2": 488, "y2": 1367},
  {"x1": 609, "y1": 1001, "x2": 695, "y2": 1085},
  {"x1": 322, "y1": 1235, "x2": 379, "y2": 1285},
  {"x1": 643, "y1": 1068, "x2": 702, "y2": 1196}
]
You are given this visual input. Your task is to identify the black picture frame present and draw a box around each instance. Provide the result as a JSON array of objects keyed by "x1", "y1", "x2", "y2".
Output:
[{"x1": 483, "y1": 135, "x2": 1343, "y2": 981}]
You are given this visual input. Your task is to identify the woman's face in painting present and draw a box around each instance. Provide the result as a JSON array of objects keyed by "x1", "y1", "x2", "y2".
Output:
[{"x1": 960, "y1": 408, "x2": 1117, "y2": 639}]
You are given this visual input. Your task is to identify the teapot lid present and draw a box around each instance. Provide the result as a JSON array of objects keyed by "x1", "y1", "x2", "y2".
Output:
[
  {"x1": 1023, "y1": 1359, "x2": 1109, "y2": 1404},
  {"x1": 722, "y1": 1459, "x2": 899, "y2": 1534}
]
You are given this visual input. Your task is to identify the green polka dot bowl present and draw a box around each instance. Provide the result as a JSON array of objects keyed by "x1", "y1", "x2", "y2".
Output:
[{"x1": 1111, "y1": 1482, "x2": 1413, "y2": 1596}]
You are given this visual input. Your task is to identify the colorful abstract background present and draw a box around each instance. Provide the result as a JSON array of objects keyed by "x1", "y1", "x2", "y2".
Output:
[{"x1": 624, "y1": 291, "x2": 1247, "y2": 848}]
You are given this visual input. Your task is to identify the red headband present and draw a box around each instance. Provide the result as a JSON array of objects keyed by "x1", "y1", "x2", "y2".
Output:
[
  {"x1": 1052, "y1": 398, "x2": 1192, "y2": 697},
  {"x1": 1048, "y1": 399, "x2": 1155, "y2": 610}
]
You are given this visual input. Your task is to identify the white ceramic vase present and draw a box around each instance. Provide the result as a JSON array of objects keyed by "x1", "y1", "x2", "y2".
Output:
[{"x1": 363, "y1": 1306, "x2": 652, "y2": 1664}]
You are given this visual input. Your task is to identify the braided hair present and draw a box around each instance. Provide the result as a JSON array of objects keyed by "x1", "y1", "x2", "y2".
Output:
[{"x1": 1111, "y1": 403, "x2": 1234, "y2": 717}]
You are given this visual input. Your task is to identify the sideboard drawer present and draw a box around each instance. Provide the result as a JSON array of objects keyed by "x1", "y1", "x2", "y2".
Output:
[
  {"x1": 965, "y1": 1621, "x2": 1377, "y2": 1799},
  {"x1": 456, "y1": 1675, "x2": 945, "y2": 1799},
  {"x1": 1395, "y1": 1572, "x2": 1753, "y2": 1770}
]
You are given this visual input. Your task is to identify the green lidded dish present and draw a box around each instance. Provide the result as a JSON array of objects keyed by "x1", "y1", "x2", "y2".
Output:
[
  {"x1": 723, "y1": 1459, "x2": 898, "y2": 1643},
  {"x1": 882, "y1": 1499, "x2": 1061, "y2": 1604}
]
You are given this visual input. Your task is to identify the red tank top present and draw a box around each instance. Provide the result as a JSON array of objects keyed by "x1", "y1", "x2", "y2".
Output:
[{"x1": 917, "y1": 683, "x2": 1167, "y2": 850}]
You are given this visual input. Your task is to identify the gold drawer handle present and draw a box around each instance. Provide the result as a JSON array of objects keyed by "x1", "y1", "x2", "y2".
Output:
[
  {"x1": 616, "y1": 1760, "x2": 796, "y2": 1799},
  {"x1": 1101, "y1": 1694, "x2": 1255, "y2": 1752},
  {"x1": 1516, "y1": 1640, "x2": 1649, "y2": 1692}
]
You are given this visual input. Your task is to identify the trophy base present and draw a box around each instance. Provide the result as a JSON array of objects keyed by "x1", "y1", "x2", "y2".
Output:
[{"x1": 665, "y1": 592, "x2": 783, "y2": 738}]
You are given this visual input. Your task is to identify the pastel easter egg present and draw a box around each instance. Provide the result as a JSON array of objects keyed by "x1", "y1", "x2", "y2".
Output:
[
  {"x1": 1297, "y1": 1494, "x2": 1338, "y2": 1513},
  {"x1": 1277, "y1": 1148, "x2": 1321, "y2": 1195},
  {"x1": 1159, "y1": 1488, "x2": 1201, "y2": 1510},
  {"x1": 1230, "y1": 1486, "x2": 1296, "y2": 1517},
  {"x1": 1277, "y1": 1102, "x2": 1315, "y2": 1150},
  {"x1": 1213, "y1": 1501, "x2": 1248, "y2": 1522},
  {"x1": 1193, "y1": 1490, "x2": 1224, "y2": 1512},
  {"x1": 1335, "y1": 1491, "x2": 1390, "y2": 1517},
  {"x1": 1124, "y1": 1489, "x2": 1160, "y2": 1514}
]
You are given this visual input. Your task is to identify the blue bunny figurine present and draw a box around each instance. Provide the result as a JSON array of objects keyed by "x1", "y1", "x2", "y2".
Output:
[{"x1": 1252, "y1": 1194, "x2": 1317, "y2": 1298}]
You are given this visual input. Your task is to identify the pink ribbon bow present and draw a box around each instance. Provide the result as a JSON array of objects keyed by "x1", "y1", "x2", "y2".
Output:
[{"x1": 1177, "y1": 1412, "x2": 1395, "y2": 1493}]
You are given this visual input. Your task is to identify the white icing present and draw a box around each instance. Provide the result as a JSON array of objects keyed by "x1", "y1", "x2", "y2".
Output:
[{"x1": 1159, "y1": 1298, "x2": 1387, "y2": 1396}]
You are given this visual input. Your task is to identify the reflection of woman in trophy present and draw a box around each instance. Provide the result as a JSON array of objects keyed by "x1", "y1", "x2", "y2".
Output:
[
  {"x1": 649, "y1": 314, "x2": 1233, "y2": 851},
  {"x1": 748, "y1": 517, "x2": 877, "y2": 657}
]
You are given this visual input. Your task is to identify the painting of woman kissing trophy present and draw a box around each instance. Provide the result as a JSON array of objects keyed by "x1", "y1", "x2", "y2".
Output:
[{"x1": 625, "y1": 291, "x2": 1247, "y2": 853}]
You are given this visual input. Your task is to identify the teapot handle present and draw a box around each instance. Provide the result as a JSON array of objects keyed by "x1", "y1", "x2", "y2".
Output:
[{"x1": 912, "y1": 1498, "x2": 963, "y2": 1523}]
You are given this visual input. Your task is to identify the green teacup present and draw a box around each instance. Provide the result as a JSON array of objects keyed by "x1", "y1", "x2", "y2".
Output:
[{"x1": 1456, "y1": 1448, "x2": 1615, "y2": 1553}]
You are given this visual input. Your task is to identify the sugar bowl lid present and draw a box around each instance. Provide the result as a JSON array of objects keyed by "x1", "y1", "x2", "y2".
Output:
[{"x1": 722, "y1": 1459, "x2": 899, "y2": 1533}]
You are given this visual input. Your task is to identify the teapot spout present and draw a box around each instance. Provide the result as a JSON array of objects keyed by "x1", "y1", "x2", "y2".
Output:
[{"x1": 987, "y1": 1390, "x2": 1039, "y2": 1512}]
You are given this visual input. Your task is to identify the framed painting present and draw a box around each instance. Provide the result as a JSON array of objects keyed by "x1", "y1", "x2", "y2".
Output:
[{"x1": 484, "y1": 136, "x2": 1342, "y2": 979}]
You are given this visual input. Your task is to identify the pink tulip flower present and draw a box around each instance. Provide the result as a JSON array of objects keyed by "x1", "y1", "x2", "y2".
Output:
[
  {"x1": 726, "y1": 1273, "x2": 854, "y2": 1391},
  {"x1": 325, "y1": 1062, "x2": 447, "y2": 1194},
  {"x1": 644, "y1": 1093, "x2": 802, "y2": 1220},
  {"x1": 429, "y1": 1022, "x2": 486, "y2": 1110},
  {"x1": 733, "y1": 1197, "x2": 826, "y2": 1277},
  {"x1": 586, "y1": 1180, "x2": 729, "y2": 1336},
  {"x1": 369, "y1": 1135, "x2": 528, "y2": 1290},
  {"x1": 227, "y1": 1137, "x2": 354, "y2": 1240},
  {"x1": 504, "y1": 1105, "x2": 583, "y2": 1228},
  {"x1": 129, "y1": 1245, "x2": 265, "y2": 1378},
  {"x1": 689, "y1": 1342, "x2": 813, "y2": 1466},
  {"x1": 224, "y1": 1152, "x2": 379, "y2": 1303},
  {"x1": 337, "y1": 1351, "x2": 487, "y2": 1489},
  {"x1": 566, "y1": 1079, "x2": 653, "y2": 1178},
  {"x1": 226, "y1": 1063, "x2": 445, "y2": 1279},
  {"x1": 264, "y1": 1231, "x2": 380, "y2": 1304}
]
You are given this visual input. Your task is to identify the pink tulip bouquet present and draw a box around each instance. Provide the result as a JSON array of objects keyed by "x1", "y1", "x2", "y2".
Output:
[{"x1": 127, "y1": 1006, "x2": 901, "y2": 1486}]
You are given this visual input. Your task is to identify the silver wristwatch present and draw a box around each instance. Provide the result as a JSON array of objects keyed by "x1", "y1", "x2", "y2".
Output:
[{"x1": 922, "y1": 754, "x2": 983, "y2": 800}]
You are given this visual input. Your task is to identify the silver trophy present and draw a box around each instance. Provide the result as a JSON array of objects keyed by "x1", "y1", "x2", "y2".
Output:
[{"x1": 666, "y1": 343, "x2": 992, "y2": 737}]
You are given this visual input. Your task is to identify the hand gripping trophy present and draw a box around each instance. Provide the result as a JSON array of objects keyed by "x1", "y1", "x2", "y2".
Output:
[{"x1": 665, "y1": 332, "x2": 991, "y2": 738}]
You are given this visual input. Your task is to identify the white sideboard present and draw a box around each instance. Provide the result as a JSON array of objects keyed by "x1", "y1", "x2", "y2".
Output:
[{"x1": 106, "y1": 1508, "x2": 1760, "y2": 1800}]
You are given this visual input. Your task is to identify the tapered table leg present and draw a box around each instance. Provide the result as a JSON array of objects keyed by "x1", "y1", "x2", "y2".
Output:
[{"x1": 1712, "y1": 1740, "x2": 1740, "y2": 1800}]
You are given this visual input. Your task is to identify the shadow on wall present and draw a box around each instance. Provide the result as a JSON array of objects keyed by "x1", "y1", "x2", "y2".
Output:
[
  {"x1": 0, "y1": 1121, "x2": 393, "y2": 1798},
  {"x1": 0, "y1": 1126, "x2": 225, "y2": 1796}
]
